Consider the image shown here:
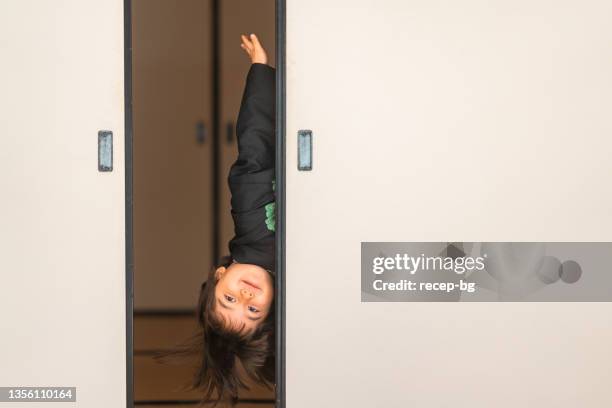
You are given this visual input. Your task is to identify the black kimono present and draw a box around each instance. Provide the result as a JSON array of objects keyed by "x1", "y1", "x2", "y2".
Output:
[{"x1": 227, "y1": 62, "x2": 276, "y2": 274}]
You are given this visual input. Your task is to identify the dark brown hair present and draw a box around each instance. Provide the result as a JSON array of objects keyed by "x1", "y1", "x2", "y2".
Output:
[{"x1": 152, "y1": 255, "x2": 275, "y2": 407}]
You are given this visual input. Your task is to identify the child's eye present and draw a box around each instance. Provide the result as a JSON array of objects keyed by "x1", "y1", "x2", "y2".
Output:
[
  {"x1": 248, "y1": 306, "x2": 259, "y2": 313},
  {"x1": 225, "y1": 295, "x2": 236, "y2": 302}
]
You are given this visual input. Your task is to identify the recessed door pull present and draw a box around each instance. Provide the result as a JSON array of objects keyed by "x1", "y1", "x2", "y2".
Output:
[
  {"x1": 297, "y1": 129, "x2": 312, "y2": 171},
  {"x1": 98, "y1": 130, "x2": 113, "y2": 172}
]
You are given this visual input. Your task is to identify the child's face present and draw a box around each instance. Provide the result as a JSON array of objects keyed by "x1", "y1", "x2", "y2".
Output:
[{"x1": 214, "y1": 262, "x2": 274, "y2": 332}]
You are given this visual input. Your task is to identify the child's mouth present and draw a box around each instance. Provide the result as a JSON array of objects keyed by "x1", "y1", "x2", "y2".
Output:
[{"x1": 242, "y1": 280, "x2": 261, "y2": 291}]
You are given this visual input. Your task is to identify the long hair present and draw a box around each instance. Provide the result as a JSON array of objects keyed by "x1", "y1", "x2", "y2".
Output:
[{"x1": 152, "y1": 255, "x2": 275, "y2": 407}]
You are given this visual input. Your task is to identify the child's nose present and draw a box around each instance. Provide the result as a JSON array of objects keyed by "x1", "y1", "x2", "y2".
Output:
[{"x1": 240, "y1": 288, "x2": 253, "y2": 298}]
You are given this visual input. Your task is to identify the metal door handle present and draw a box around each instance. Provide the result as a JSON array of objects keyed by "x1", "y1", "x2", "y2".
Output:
[
  {"x1": 297, "y1": 129, "x2": 312, "y2": 171},
  {"x1": 98, "y1": 130, "x2": 113, "y2": 172}
]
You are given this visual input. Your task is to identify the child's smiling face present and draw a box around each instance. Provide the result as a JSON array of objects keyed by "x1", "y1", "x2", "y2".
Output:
[{"x1": 214, "y1": 262, "x2": 274, "y2": 332}]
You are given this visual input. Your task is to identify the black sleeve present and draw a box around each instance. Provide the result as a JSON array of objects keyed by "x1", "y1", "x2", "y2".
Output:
[{"x1": 227, "y1": 63, "x2": 276, "y2": 274}]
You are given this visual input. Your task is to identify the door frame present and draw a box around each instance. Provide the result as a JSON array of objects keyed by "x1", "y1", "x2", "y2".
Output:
[
  {"x1": 275, "y1": 0, "x2": 287, "y2": 406},
  {"x1": 123, "y1": 0, "x2": 286, "y2": 406},
  {"x1": 124, "y1": 0, "x2": 134, "y2": 406}
]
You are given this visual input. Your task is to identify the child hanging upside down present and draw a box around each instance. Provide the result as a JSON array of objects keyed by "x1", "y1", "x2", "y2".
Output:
[{"x1": 155, "y1": 33, "x2": 276, "y2": 407}]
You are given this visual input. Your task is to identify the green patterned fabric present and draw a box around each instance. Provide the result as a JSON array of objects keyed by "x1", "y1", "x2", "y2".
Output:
[
  {"x1": 265, "y1": 179, "x2": 276, "y2": 231},
  {"x1": 265, "y1": 202, "x2": 275, "y2": 232}
]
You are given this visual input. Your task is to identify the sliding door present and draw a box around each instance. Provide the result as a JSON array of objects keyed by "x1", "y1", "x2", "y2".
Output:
[
  {"x1": 284, "y1": 1, "x2": 612, "y2": 406},
  {"x1": 0, "y1": 1, "x2": 128, "y2": 406}
]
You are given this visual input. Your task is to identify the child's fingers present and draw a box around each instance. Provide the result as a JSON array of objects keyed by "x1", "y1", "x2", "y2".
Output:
[
  {"x1": 249, "y1": 33, "x2": 262, "y2": 49},
  {"x1": 241, "y1": 34, "x2": 253, "y2": 51},
  {"x1": 240, "y1": 39, "x2": 256, "y2": 61}
]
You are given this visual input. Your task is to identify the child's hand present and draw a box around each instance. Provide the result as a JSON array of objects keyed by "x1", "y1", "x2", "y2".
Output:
[{"x1": 240, "y1": 33, "x2": 268, "y2": 65}]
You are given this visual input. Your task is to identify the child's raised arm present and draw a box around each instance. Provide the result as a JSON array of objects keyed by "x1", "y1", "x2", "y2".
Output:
[
  {"x1": 227, "y1": 34, "x2": 276, "y2": 273},
  {"x1": 230, "y1": 33, "x2": 274, "y2": 179},
  {"x1": 230, "y1": 61, "x2": 275, "y2": 180}
]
